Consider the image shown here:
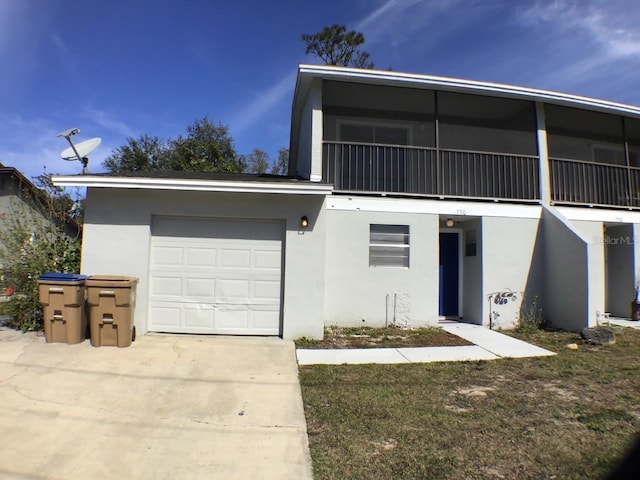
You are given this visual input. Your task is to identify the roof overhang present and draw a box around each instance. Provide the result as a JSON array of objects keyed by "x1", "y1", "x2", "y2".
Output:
[
  {"x1": 52, "y1": 175, "x2": 333, "y2": 195},
  {"x1": 294, "y1": 63, "x2": 640, "y2": 117},
  {"x1": 289, "y1": 64, "x2": 640, "y2": 175}
]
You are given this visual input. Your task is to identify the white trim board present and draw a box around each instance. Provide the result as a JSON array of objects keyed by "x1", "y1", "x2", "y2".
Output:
[
  {"x1": 52, "y1": 175, "x2": 333, "y2": 195},
  {"x1": 556, "y1": 206, "x2": 640, "y2": 224},
  {"x1": 326, "y1": 196, "x2": 542, "y2": 219},
  {"x1": 298, "y1": 64, "x2": 640, "y2": 118}
]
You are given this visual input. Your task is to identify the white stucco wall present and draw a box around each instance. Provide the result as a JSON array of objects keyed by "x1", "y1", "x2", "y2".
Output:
[
  {"x1": 81, "y1": 188, "x2": 327, "y2": 339},
  {"x1": 462, "y1": 219, "x2": 483, "y2": 325},
  {"x1": 294, "y1": 79, "x2": 323, "y2": 182},
  {"x1": 542, "y1": 209, "x2": 604, "y2": 331},
  {"x1": 481, "y1": 216, "x2": 542, "y2": 329},
  {"x1": 323, "y1": 209, "x2": 439, "y2": 328}
]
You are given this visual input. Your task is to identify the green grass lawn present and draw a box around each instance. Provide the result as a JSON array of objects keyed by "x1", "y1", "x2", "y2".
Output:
[{"x1": 299, "y1": 328, "x2": 640, "y2": 480}]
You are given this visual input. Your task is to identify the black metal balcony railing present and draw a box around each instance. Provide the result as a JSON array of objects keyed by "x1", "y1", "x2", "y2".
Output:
[
  {"x1": 550, "y1": 158, "x2": 640, "y2": 209},
  {"x1": 323, "y1": 141, "x2": 540, "y2": 202}
]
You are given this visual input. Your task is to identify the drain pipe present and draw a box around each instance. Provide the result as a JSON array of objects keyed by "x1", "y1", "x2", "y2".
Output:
[
  {"x1": 488, "y1": 294, "x2": 494, "y2": 330},
  {"x1": 385, "y1": 294, "x2": 389, "y2": 327}
]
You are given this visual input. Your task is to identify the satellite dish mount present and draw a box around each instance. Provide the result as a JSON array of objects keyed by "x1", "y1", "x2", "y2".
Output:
[{"x1": 58, "y1": 128, "x2": 101, "y2": 174}]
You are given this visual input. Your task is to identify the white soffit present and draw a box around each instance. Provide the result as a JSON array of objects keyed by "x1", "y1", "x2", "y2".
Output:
[
  {"x1": 51, "y1": 175, "x2": 333, "y2": 195},
  {"x1": 556, "y1": 206, "x2": 640, "y2": 224},
  {"x1": 298, "y1": 64, "x2": 640, "y2": 118},
  {"x1": 326, "y1": 196, "x2": 542, "y2": 219}
]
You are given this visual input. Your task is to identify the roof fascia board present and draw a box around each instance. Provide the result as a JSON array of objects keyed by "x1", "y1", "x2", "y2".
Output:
[
  {"x1": 297, "y1": 64, "x2": 640, "y2": 118},
  {"x1": 51, "y1": 175, "x2": 333, "y2": 195}
]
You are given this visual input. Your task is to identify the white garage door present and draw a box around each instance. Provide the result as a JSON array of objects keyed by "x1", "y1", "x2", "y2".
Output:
[{"x1": 148, "y1": 217, "x2": 283, "y2": 335}]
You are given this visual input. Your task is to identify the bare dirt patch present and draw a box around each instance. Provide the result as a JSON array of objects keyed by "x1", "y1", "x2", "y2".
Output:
[{"x1": 295, "y1": 325, "x2": 471, "y2": 349}]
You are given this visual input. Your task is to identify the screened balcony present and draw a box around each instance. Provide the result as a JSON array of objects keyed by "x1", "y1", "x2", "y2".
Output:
[
  {"x1": 546, "y1": 105, "x2": 640, "y2": 210},
  {"x1": 321, "y1": 84, "x2": 540, "y2": 203},
  {"x1": 320, "y1": 81, "x2": 640, "y2": 209},
  {"x1": 322, "y1": 142, "x2": 540, "y2": 201}
]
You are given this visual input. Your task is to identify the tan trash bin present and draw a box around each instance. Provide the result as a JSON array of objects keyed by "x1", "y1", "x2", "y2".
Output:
[
  {"x1": 37, "y1": 273, "x2": 88, "y2": 344},
  {"x1": 86, "y1": 276, "x2": 138, "y2": 348}
]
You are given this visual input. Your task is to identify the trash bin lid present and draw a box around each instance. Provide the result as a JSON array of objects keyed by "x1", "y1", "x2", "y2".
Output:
[
  {"x1": 85, "y1": 275, "x2": 138, "y2": 287},
  {"x1": 38, "y1": 272, "x2": 88, "y2": 282}
]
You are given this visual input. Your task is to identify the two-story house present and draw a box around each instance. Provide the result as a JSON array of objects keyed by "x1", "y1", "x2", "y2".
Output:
[{"x1": 54, "y1": 65, "x2": 640, "y2": 339}]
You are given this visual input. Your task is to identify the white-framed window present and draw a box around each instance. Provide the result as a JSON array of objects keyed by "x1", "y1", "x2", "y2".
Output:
[
  {"x1": 338, "y1": 120, "x2": 412, "y2": 145},
  {"x1": 369, "y1": 224, "x2": 410, "y2": 268},
  {"x1": 593, "y1": 144, "x2": 627, "y2": 165},
  {"x1": 335, "y1": 120, "x2": 413, "y2": 192}
]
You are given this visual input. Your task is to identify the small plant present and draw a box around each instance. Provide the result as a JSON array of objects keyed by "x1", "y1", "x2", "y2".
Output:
[
  {"x1": 0, "y1": 177, "x2": 81, "y2": 331},
  {"x1": 517, "y1": 294, "x2": 545, "y2": 332},
  {"x1": 294, "y1": 336, "x2": 321, "y2": 348}
]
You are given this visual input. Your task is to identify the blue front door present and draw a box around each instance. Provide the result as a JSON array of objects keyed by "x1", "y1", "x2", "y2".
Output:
[{"x1": 439, "y1": 232, "x2": 459, "y2": 317}]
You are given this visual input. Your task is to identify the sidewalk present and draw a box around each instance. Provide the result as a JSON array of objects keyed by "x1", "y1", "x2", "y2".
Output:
[{"x1": 296, "y1": 323, "x2": 556, "y2": 366}]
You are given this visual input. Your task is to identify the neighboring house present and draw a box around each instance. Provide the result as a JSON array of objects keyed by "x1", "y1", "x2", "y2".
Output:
[
  {"x1": 54, "y1": 65, "x2": 640, "y2": 339},
  {"x1": 0, "y1": 164, "x2": 80, "y2": 239}
]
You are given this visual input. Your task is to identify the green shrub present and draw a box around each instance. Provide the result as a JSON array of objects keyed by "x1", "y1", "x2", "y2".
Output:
[
  {"x1": 517, "y1": 294, "x2": 545, "y2": 332},
  {"x1": 0, "y1": 181, "x2": 81, "y2": 331}
]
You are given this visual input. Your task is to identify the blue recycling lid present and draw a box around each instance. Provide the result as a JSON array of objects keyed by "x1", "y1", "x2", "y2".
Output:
[{"x1": 38, "y1": 272, "x2": 88, "y2": 282}]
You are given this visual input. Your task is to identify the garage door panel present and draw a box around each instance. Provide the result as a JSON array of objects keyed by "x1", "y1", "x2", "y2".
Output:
[
  {"x1": 149, "y1": 217, "x2": 282, "y2": 335},
  {"x1": 253, "y1": 280, "x2": 281, "y2": 300},
  {"x1": 215, "y1": 306, "x2": 249, "y2": 330},
  {"x1": 254, "y1": 249, "x2": 281, "y2": 270},
  {"x1": 150, "y1": 276, "x2": 182, "y2": 297},
  {"x1": 152, "y1": 246, "x2": 183, "y2": 268},
  {"x1": 252, "y1": 311, "x2": 280, "y2": 331},
  {"x1": 184, "y1": 278, "x2": 216, "y2": 299},
  {"x1": 218, "y1": 278, "x2": 250, "y2": 299},
  {"x1": 220, "y1": 248, "x2": 251, "y2": 269},
  {"x1": 150, "y1": 305, "x2": 181, "y2": 327},
  {"x1": 185, "y1": 247, "x2": 217, "y2": 269},
  {"x1": 184, "y1": 305, "x2": 215, "y2": 328}
]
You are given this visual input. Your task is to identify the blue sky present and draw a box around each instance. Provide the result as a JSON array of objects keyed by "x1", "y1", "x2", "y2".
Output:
[{"x1": 2, "y1": 0, "x2": 640, "y2": 180}]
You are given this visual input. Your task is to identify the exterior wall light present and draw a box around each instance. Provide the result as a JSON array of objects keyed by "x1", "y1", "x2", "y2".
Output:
[
  {"x1": 300, "y1": 216, "x2": 309, "y2": 228},
  {"x1": 446, "y1": 218, "x2": 454, "y2": 227}
]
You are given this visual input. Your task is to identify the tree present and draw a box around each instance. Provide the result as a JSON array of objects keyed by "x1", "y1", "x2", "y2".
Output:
[
  {"x1": 243, "y1": 149, "x2": 270, "y2": 174},
  {"x1": 271, "y1": 148, "x2": 289, "y2": 175},
  {"x1": 103, "y1": 134, "x2": 170, "y2": 173},
  {"x1": 0, "y1": 176, "x2": 81, "y2": 331},
  {"x1": 32, "y1": 173, "x2": 84, "y2": 224},
  {"x1": 302, "y1": 24, "x2": 374, "y2": 68},
  {"x1": 170, "y1": 117, "x2": 244, "y2": 173},
  {"x1": 103, "y1": 117, "x2": 245, "y2": 174}
]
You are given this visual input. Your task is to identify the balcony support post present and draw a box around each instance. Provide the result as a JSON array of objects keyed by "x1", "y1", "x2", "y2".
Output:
[
  {"x1": 535, "y1": 102, "x2": 552, "y2": 205},
  {"x1": 435, "y1": 91, "x2": 442, "y2": 196},
  {"x1": 622, "y1": 117, "x2": 634, "y2": 207}
]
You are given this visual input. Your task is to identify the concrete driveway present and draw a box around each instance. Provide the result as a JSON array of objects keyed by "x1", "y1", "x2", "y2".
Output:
[{"x1": 0, "y1": 328, "x2": 313, "y2": 480}]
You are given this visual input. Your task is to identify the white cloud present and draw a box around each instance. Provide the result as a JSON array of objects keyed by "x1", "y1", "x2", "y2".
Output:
[
  {"x1": 356, "y1": 0, "x2": 464, "y2": 46},
  {"x1": 227, "y1": 71, "x2": 297, "y2": 136},
  {"x1": 82, "y1": 107, "x2": 137, "y2": 139},
  {"x1": 519, "y1": 1, "x2": 640, "y2": 61},
  {"x1": 0, "y1": 113, "x2": 112, "y2": 178},
  {"x1": 514, "y1": 0, "x2": 640, "y2": 96},
  {"x1": 227, "y1": 0, "x2": 461, "y2": 135}
]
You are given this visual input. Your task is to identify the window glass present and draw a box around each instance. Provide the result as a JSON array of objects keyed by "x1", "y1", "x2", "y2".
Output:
[
  {"x1": 546, "y1": 105, "x2": 624, "y2": 163},
  {"x1": 340, "y1": 124, "x2": 374, "y2": 143},
  {"x1": 369, "y1": 224, "x2": 410, "y2": 268}
]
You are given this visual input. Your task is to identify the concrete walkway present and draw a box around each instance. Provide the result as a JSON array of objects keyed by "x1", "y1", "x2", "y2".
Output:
[
  {"x1": 608, "y1": 317, "x2": 640, "y2": 329},
  {"x1": 296, "y1": 323, "x2": 556, "y2": 366},
  {"x1": 0, "y1": 329, "x2": 312, "y2": 480}
]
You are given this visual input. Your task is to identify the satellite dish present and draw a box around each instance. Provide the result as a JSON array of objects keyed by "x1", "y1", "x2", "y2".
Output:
[
  {"x1": 57, "y1": 127, "x2": 101, "y2": 174},
  {"x1": 61, "y1": 137, "x2": 101, "y2": 161}
]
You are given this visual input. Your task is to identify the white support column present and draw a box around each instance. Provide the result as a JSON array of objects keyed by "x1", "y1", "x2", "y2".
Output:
[
  {"x1": 309, "y1": 78, "x2": 323, "y2": 182},
  {"x1": 535, "y1": 102, "x2": 551, "y2": 205}
]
